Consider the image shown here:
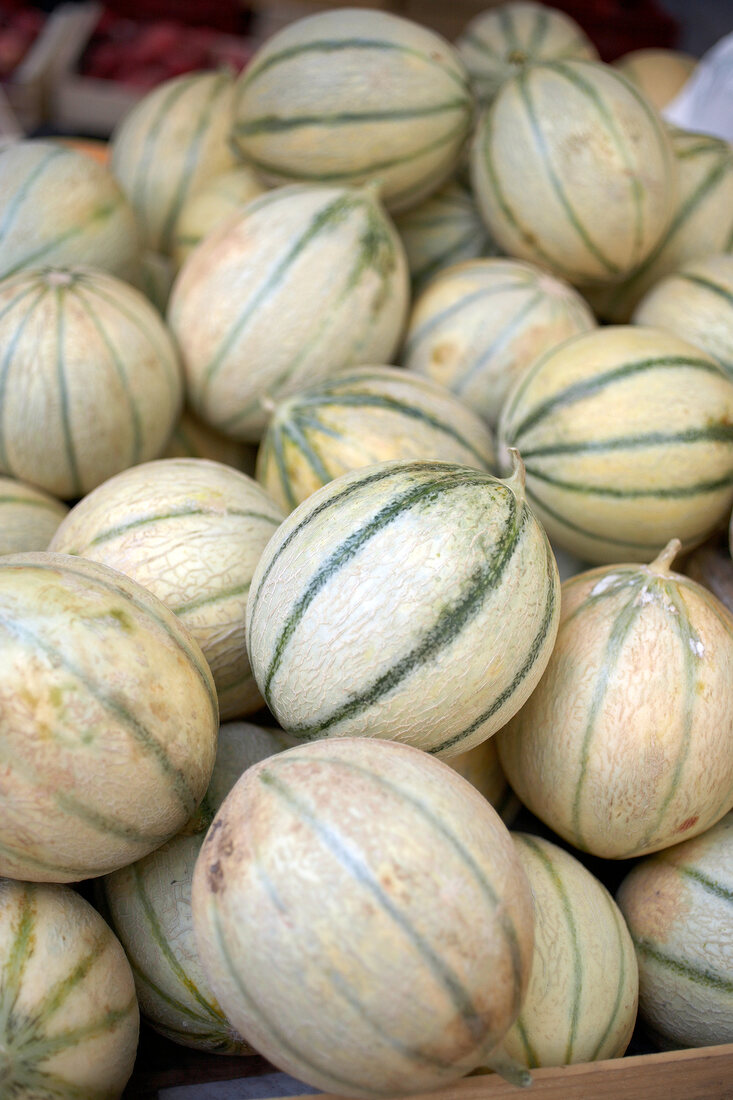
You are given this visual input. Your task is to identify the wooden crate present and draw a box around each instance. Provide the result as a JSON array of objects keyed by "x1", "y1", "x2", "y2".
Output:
[{"x1": 125, "y1": 1035, "x2": 733, "y2": 1098}]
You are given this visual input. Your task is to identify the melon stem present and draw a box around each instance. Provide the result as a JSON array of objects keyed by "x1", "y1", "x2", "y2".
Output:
[
  {"x1": 648, "y1": 537, "x2": 682, "y2": 574},
  {"x1": 502, "y1": 447, "x2": 527, "y2": 500},
  {"x1": 479, "y1": 1050, "x2": 533, "y2": 1088}
]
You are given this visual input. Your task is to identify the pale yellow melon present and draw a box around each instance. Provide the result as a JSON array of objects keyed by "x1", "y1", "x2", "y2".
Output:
[
  {"x1": 498, "y1": 833, "x2": 638, "y2": 1066},
  {"x1": 191, "y1": 737, "x2": 535, "y2": 1097},
  {"x1": 111, "y1": 70, "x2": 238, "y2": 254},
  {"x1": 255, "y1": 365, "x2": 496, "y2": 511},
  {"x1": 49, "y1": 458, "x2": 285, "y2": 720},
  {"x1": 0, "y1": 267, "x2": 182, "y2": 499},
  {"x1": 496, "y1": 541, "x2": 733, "y2": 859},
  {"x1": 0, "y1": 139, "x2": 140, "y2": 282},
  {"x1": 393, "y1": 177, "x2": 501, "y2": 293},
  {"x1": 403, "y1": 258, "x2": 596, "y2": 429},
  {"x1": 584, "y1": 128, "x2": 733, "y2": 321},
  {"x1": 103, "y1": 722, "x2": 293, "y2": 1053},
  {"x1": 171, "y1": 166, "x2": 266, "y2": 268},
  {"x1": 167, "y1": 183, "x2": 409, "y2": 442},
  {"x1": 230, "y1": 8, "x2": 474, "y2": 212},
  {"x1": 471, "y1": 60, "x2": 676, "y2": 286},
  {"x1": 617, "y1": 812, "x2": 733, "y2": 1047},
  {"x1": 633, "y1": 253, "x2": 733, "y2": 378},
  {"x1": 0, "y1": 552, "x2": 219, "y2": 882},
  {"x1": 0, "y1": 476, "x2": 68, "y2": 555},
  {"x1": 0, "y1": 880, "x2": 139, "y2": 1098},
  {"x1": 457, "y1": 0, "x2": 599, "y2": 106},
  {"x1": 614, "y1": 48, "x2": 697, "y2": 112},
  {"x1": 498, "y1": 325, "x2": 733, "y2": 564}
]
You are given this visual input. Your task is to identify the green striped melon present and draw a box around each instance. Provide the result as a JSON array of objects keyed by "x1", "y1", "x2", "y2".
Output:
[
  {"x1": 49, "y1": 458, "x2": 285, "y2": 721},
  {"x1": 498, "y1": 833, "x2": 638, "y2": 1066},
  {"x1": 633, "y1": 254, "x2": 733, "y2": 379},
  {"x1": 0, "y1": 266, "x2": 183, "y2": 500},
  {"x1": 111, "y1": 71, "x2": 238, "y2": 255},
  {"x1": 0, "y1": 552, "x2": 218, "y2": 882},
  {"x1": 167, "y1": 183, "x2": 409, "y2": 443},
  {"x1": 498, "y1": 325, "x2": 733, "y2": 564},
  {"x1": 613, "y1": 48, "x2": 697, "y2": 112},
  {"x1": 456, "y1": 0, "x2": 599, "y2": 106},
  {"x1": 393, "y1": 177, "x2": 501, "y2": 294},
  {"x1": 403, "y1": 258, "x2": 596, "y2": 429},
  {"x1": 616, "y1": 811, "x2": 733, "y2": 1048},
  {"x1": 0, "y1": 139, "x2": 140, "y2": 282},
  {"x1": 684, "y1": 532, "x2": 733, "y2": 618},
  {"x1": 496, "y1": 540, "x2": 733, "y2": 859},
  {"x1": 0, "y1": 879, "x2": 139, "y2": 1099},
  {"x1": 470, "y1": 60, "x2": 676, "y2": 286},
  {"x1": 0, "y1": 476, "x2": 68, "y2": 555},
  {"x1": 446, "y1": 735, "x2": 520, "y2": 825},
  {"x1": 191, "y1": 736, "x2": 535, "y2": 1097},
  {"x1": 255, "y1": 365, "x2": 496, "y2": 512},
  {"x1": 584, "y1": 128, "x2": 733, "y2": 321},
  {"x1": 171, "y1": 166, "x2": 267, "y2": 269},
  {"x1": 230, "y1": 8, "x2": 474, "y2": 212},
  {"x1": 246, "y1": 455, "x2": 559, "y2": 757},
  {"x1": 103, "y1": 722, "x2": 293, "y2": 1053},
  {"x1": 163, "y1": 408, "x2": 257, "y2": 476}
]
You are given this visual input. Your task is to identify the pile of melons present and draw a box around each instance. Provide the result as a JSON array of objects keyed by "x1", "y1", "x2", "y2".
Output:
[{"x1": 1, "y1": 3, "x2": 732, "y2": 1097}]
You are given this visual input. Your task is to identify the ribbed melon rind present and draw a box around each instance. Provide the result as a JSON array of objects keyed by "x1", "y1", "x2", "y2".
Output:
[
  {"x1": 167, "y1": 183, "x2": 410, "y2": 443},
  {"x1": 616, "y1": 811, "x2": 733, "y2": 1047},
  {"x1": 191, "y1": 736, "x2": 534, "y2": 1097},
  {"x1": 0, "y1": 879, "x2": 139, "y2": 1099},
  {"x1": 499, "y1": 833, "x2": 638, "y2": 1067},
  {"x1": 111, "y1": 71, "x2": 238, "y2": 254},
  {"x1": 246, "y1": 458, "x2": 559, "y2": 757},
  {"x1": 470, "y1": 60, "x2": 676, "y2": 286},
  {"x1": 498, "y1": 325, "x2": 733, "y2": 564},
  {"x1": 230, "y1": 8, "x2": 474, "y2": 212},
  {"x1": 0, "y1": 552, "x2": 218, "y2": 882},
  {"x1": 49, "y1": 458, "x2": 285, "y2": 721},
  {"x1": 255, "y1": 365, "x2": 496, "y2": 512},
  {"x1": 496, "y1": 559, "x2": 733, "y2": 859},
  {"x1": 0, "y1": 140, "x2": 141, "y2": 283},
  {"x1": 0, "y1": 266, "x2": 183, "y2": 499},
  {"x1": 103, "y1": 722, "x2": 293, "y2": 1054},
  {"x1": 403, "y1": 257, "x2": 596, "y2": 429},
  {"x1": 456, "y1": 0, "x2": 599, "y2": 106}
]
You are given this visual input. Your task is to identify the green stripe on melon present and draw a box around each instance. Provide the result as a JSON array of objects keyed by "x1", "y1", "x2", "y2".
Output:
[
  {"x1": 470, "y1": 60, "x2": 674, "y2": 286},
  {"x1": 617, "y1": 811, "x2": 733, "y2": 1047},
  {"x1": 633, "y1": 253, "x2": 733, "y2": 377},
  {"x1": 584, "y1": 128, "x2": 733, "y2": 322},
  {"x1": 49, "y1": 458, "x2": 284, "y2": 721},
  {"x1": 496, "y1": 544, "x2": 733, "y2": 859},
  {"x1": 246, "y1": 457, "x2": 559, "y2": 756},
  {"x1": 168, "y1": 183, "x2": 409, "y2": 443},
  {"x1": 191, "y1": 736, "x2": 534, "y2": 1097},
  {"x1": 0, "y1": 879, "x2": 139, "y2": 1098},
  {"x1": 0, "y1": 140, "x2": 140, "y2": 282},
  {"x1": 111, "y1": 71, "x2": 238, "y2": 254},
  {"x1": 0, "y1": 552, "x2": 218, "y2": 882},
  {"x1": 403, "y1": 257, "x2": 596, "y2": 429},
  {"x1": 457, "y1": 0, "x2": 598, "y2": 105},
  {"x1": 498, "y1": 326, "x2": 733, "y2": 563},
  {"x1": 255, "y1": 365, "x2": 496, "y2": 511},
  {"x1": 0, "y1": 268, "x2": 182, "y2": 500},
  {"x1": 498, "y1": 833, "x2": 637, "y2": 1067},
  {"x1": 230, "y1": 9, "x2": 473, "y2": 212}
]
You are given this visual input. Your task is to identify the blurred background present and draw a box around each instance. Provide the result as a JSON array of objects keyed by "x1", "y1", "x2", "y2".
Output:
[{"x1": 1, "y1": 0, "x2": 731, "y2": 140}]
